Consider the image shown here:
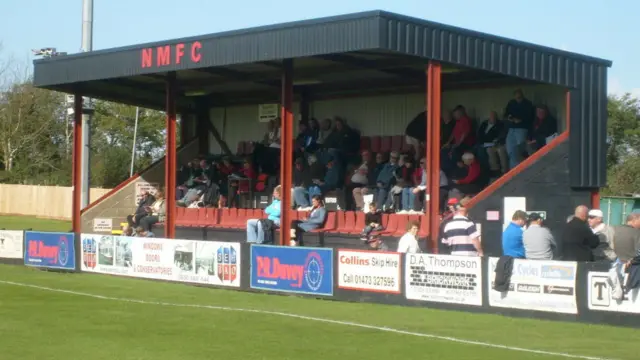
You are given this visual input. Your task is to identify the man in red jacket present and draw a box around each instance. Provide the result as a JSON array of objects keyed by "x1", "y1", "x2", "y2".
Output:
[
  {"x1": 442, "y1": 105, "x2": 476, "y2": 174},
  {"x1": 448, "y1": 152, "x2": 484, "y2": 199}
]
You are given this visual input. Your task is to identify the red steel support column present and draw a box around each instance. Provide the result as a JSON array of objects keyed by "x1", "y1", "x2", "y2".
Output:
[
  {"x1": 279, "y1": 59, "x2": 294, "y2": 246},
  {"x1": 165, "y1": 72, "x2": 177, "y2": 239},
  {"x1": 423, "y1": 69, "x2": 432, "y2": 247},
  {"x1": 426, "y1": 62, "x2": 442, "y2": 252},
  {"x1": 72, "y1": 95, "x2": 83, "y2": 234}
]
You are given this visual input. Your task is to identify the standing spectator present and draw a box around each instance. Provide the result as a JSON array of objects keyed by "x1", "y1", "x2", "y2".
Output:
[
  {"x1": 612, "y1": 213, "x2": 640, "y2": 262},
  {"x1": 523, "y1": 213, "x2": 557, "y2": 260},
  {"x1": 404, "y1": 110, "x2": 427, "y2": 161},
  {"x1": 560, "y1": 205, "x2": 600, "y2": 261},
  {"x1": 504, "y1": 89, "x2": 535, "y2": 169},
  {"x1": 588, "y1": 209, "x2": 616, "y2": 262},
  {"x1": 360, "y1": 203, "x2": 383, "y2": 241},
  {"x1": 502, "y1": 210, "x2": 528, "y2": 258},
  {"x1": 247, "y1": 186, "x2": 282, "y2": 244},
  {"x1": 139, "y1": 191, "x2": 165, "y2": 232},
  {"x1": 526, "y1": 104, "x2": 558, "y2": 155},
  {"x1": 441, "y1": 202, "x2": 483, "y2": 256},
  {"x1": 353, "y1": 152, "x2": 385, "y2": 210},
  {"x1": 477, "y1": 111, "x2": 508, "y2": 175},
  {"x1": 397, "y1": 221, "x2": 421, "y2": 253},
  {"x1": 375, "y1": 151, "x2": 399, "y2": 209}
]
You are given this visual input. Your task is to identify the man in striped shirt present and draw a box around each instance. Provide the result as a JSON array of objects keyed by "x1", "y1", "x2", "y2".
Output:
[{"x1": 441, "y1": 202, "x2": 483, "y2": 256}]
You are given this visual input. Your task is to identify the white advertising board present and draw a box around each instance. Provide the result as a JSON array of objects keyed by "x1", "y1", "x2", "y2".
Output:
[
  {"x1": 0, "y1": 230, "x2": 24, "y2": 259},
  {"x1": 93, "y1": 218, "x2": 113, "y2": 232},
  {"x1": 337, "y1": 249, "x2": 401, "y2": 293},
  {"x1": 405, "y1": 254, "x2": 482, "y2": 306},
  {"x1": 488, "y1": 257, "x2": 577, "y2": 314},
  {"x1": 588, "y1": 271, "x2": 640, "y2": 314},
  {"x1": 80, "y1": 234, "x2": 240, "y2": 287}
]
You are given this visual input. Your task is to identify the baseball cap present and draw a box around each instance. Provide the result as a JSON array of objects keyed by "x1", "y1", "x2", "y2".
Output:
[
  {"x1": 528, "y1": 212, "x2": 543, "y2": 222},
  {"x1": 447, "y1": 198, "x2": 459, "y2": 206},
  {"x1": 588, "y1": 209, "x2": 604, "y2": 218}
]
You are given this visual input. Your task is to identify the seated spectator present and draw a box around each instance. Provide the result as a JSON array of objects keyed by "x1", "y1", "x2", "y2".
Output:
[
  {"x1": 441, "y1": 111, "x2": 455, "y2": 147},
  {"x1": 290, "y1": 195, "x2": 327, "y2": 246},
  {"x1": 295, "y1": 121, "x2": 318, "y2": 154},
  {"x1": 523, "y1": 212, "x2": 556, "y2": 260},
  {"x1": 292, "y1": 158, "x2": 311, "y2": 208},
  {"x1": 252, "y1": 121, "x2": 281, "y2": 175},
  {"x1": 504, "y1": 89, "x2": 535, "y2": 169},
  {"x1": 387, "y1": 155, "x2": 413, "y2": 211},
  {"x1": 139, "y1": 191, "x2": 165, "y2": 232},
  {"x1": 397, "y1": 220, "x2": 420, "y2": 253},
  {"x1": 375, "y1": 151, "x2": 399, "y2": 209},
  {"x1": 353, "y1": 152, "x2": 385, "y2": 211},
  {"x1": 588, "y1": 209, "x2": 616, "y2": 262},
  {"x1": 293, "y1": 154, "x2": 325, "y2": 209},
  {"x1": 441, "y1": 105, "x2": 476, "y2": 175},
  {"x1": 316, "y1": 118, "x2": 334, "y2": 146},
  {"x1": 321, "y1": 117, "x2": 359, "y2": 165},
  {"x1": 561, "y1": 205, "x2": 600, "y2": 261},
  {"x1": 247, "y1": 186, "x2": 282, "y2": 244},
  {"x1": 405, "y1": 110, "x2": 427, "y2": 161},
  {"x1": 306, "y1": 118, "x2": 321, "y2": 152},
  {"x1": 360, "y1": 203, "x2": 383, "y2": 241},
  {"x1": 308, "y1": 157, "x2": 341, "y2": 199},
  {"x1": 477, "y1": 111, "x2": 508, "y2": 175},
  {"x1": 135, "y1": 226, "x2": 154, "y2": 238},
  {"x1": 262, "y1": 119, "x2": 281, "y2": 148},
  {"x1": 441, "y1": 202, "x2": 483, "y2": 256},
  {"x1": 502, "y1": 210, "x2": 528, "y2": 258},
  {"x1": 127, "y1": 191, "x2": 156, "y2": 228},
  {"x1": 345, "y1": 150, "x2": 372, "y2": 210},
  {"x1": 526, "y1": 104, "x2": 558, "y2": 155},
  {"x1": 448, "y1": 152, "x2": 485, "y2": 199},
  {"x1": 409, "y1": 160, "x2": 449, "y2": 213},
  {"x1": 228, "y1": 158, "x2": 257, "y2": 208}
]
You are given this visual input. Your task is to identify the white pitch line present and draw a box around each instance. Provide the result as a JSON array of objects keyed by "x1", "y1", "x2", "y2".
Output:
[{"x1": 0, "y1": 280, "x2": 617, "y2": 360}]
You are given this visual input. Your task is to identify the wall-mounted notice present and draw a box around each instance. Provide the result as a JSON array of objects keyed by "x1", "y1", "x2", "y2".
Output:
[{"x1": 135, "y1": 182, "x2": 159, "y2": 206}]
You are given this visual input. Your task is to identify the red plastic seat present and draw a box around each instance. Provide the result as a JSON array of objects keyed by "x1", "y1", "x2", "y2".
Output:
[
  {"x1": 175, "y1": 207, "x2": 186, "y2": 225},
  {"x1": 380, "y1": 214, "x2": 399, "y2": 236},
  {"x1": 347, "y1": 211, "x2": 366, "y2": 234},
  {"x1": 309, "y1": 211, "x2": 336, "y2": 233},
  {"x1": 391, "y1": 135, "x2": 403, "y2": 153},
  {"x1": 392, "y1": 215, "x2": 410, "y2": 237},
  {"x1": 370, "y1": 136, "x2": 381, "y2": 153},
  {"x1": 231, "y1": 209, "x2": 248, "y2": 229},
  {"x1": 195, "y1": 208, "x2": 209, "y2": 227},
  {"x1": 182, "y1": 208, "x2": 200, "y2": 227},
  {"x1": 380, "y1": 136, "x2": 392, "y2": 153},
  {"x1": 205, "y1": 208, "x2": 218, "y2": 226},
  {"x1": 418, "y1": 215, "x2": 429, "y2": 238},
  {"x1": 217, "y1": 208, "x2": 236, "y2": 228},
  {"x1": 360, "y1": 136, "x2": 371, "y2": 151},
  {"x1": 337, "y1": 211, "x2": 356, "y2": 234}
]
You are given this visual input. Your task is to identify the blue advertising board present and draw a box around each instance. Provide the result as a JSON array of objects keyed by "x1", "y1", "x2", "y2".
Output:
[
  {"x1": 250, "y1": 245, "x2": 333, "y2": 296},
  {"x1": 24, "y1": 231, "x2": 76, "y2": 270}
]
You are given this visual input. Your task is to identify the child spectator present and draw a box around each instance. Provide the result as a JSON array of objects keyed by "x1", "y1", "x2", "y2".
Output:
[
  {"x1": 229, "y1": 158, "x2": 256, "y2": 208},
  {"x1": 360, "y1": 203, "x2": 384, "y2": 241}
]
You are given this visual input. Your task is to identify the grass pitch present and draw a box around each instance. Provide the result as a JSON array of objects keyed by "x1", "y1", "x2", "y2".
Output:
[{"x1": 0, "y1": 264, "x2": 636, "y2": 360}]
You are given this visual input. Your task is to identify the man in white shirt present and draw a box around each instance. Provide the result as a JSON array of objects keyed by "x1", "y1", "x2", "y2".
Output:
[{"x1": 397, "y1": 221, "x2": 421, "y2": 253}]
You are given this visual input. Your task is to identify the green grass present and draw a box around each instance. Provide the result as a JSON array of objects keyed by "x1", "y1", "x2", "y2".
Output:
[
  {"x1": 0, "y1": 265, "x2": 637, "y2": 360},
  {"x1": 0, "y1": 215, "x2": 71, "y2": 232}
]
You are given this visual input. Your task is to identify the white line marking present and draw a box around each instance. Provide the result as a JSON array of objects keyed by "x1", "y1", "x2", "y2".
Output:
[{"x1": 0, "y1": 280, "x2": 616, "y2": 360}]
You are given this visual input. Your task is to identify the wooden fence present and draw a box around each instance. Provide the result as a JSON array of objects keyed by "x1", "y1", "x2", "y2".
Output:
[{"x1": 0, "y1": 184, "x2": 112, "y2": 220}]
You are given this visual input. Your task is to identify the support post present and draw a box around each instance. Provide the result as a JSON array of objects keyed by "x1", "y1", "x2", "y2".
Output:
[
  {"x1": 72, "y1": 95, "x2": 83, "y2": 234},
  {"x1": 279, "y1": 59, "x2": 294, "y2": 246},
  {"x1": 80, "y1": 0, "x2": 93, "y2": 209},
  {"x1": 426, "y1": 61, "x2": 442, "y2": 252},
  {"x1": 165, "y1": 72, "x2": 177, "y2": 239}
]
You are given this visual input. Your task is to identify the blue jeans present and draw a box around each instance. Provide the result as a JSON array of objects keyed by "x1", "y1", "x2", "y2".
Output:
[
  {"x1": 402, "y1": 187, "x2": 415, "y2": 211},
  {"x1": 308, "y1": 185, "x2": 322, "y2": 201},
  {"x1": 246, "y1": 219, "x2": 264, "y2": 244},
  {"x1": 293, "y1": 187, "x2": 310, "y2": 207},
  {"x1": 376, "y1": 188, "x2": 388, "y2": 209},
  {"x1": 506, "y1": 128, "x2": 528, "y2": 169}
]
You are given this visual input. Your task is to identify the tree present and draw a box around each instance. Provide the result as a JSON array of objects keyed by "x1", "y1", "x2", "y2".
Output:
[{"x1": 606, "y1": 93, "x2": 640, "y2": 166}]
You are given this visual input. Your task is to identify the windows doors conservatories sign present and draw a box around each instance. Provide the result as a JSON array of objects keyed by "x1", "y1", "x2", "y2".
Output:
[{"x1": 337, "y1": 249, "x2": 401, "y2": 294}]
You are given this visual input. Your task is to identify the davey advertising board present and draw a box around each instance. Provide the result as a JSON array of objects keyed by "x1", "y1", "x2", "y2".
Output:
[
  {"x1": 488, "y1": 258, "x2": 577, "y2": 314},
  {"x1": 405, "y1": 254, "x2": 482, "y2": 306},
  {"x1": 337, "y1": 249, "x2": 401, "y2": 294},
  {"x1": 80, "y1": 234, "x2": 240, "y2": 287}
]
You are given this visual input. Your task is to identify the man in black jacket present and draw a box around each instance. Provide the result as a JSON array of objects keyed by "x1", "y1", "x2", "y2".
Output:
[
  {"x1": 476, "y1": 111, "x2": 508, "y2": 175},
  {"x1": 560, "y1": 205, "x2": 599, "y2": 261},
  {"x1": 526, "y1": 104, "x2": 558, "y2": 155}
]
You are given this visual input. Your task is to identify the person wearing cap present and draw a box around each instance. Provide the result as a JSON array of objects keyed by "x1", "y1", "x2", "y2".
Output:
[
  {"x1": 526, "y1": 104, "x2": 558, "y2": 155},
  {"x1": 560, "y1": 205, "x2": 599, "y2": 261},
  {"x1": 523, "y1": 212, "x2": 557, "y2": 260},
  {"x1": 502, "y1": 210, "x2": 528, "y2": 258},
  {"x1": 587, "y1": 209, "x2": 616, "y2": 262}
]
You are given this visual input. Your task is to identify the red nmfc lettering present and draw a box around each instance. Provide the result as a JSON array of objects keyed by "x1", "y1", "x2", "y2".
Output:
[
  {"x1": 156, "y1": 45, "x2": 171, "y2": 67},
  {"x1": 191, "y1": 41, "x2": 202, "y2": 63},
  {"x1": 175, "y1": 43, "x2": 185, "y2": 64},
  {"x1": 141, "y1": 48, "x2": 153, "y2": 68},
  {"x1": 256, "y1": 256, "x2": 304, "y2": 287},
  {"x1": 140, "y1": 41, "x2": 203, "y2": 69}
]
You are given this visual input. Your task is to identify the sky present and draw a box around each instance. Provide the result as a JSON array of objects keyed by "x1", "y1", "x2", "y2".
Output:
[{"x1": 1, "y1": 0, "x2": 637, "y2": 97}]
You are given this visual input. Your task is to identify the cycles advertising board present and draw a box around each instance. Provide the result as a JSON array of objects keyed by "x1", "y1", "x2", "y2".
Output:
[
  {"x1": 405, "y1": 254, "x2": 482, "y2": 306},
  {"x1": 337, "y1": 249, "x2": 401, "y2": 294},
  {"x1": 588, "y1": 272, "x2": 640, "y2": 314},
  {"x1": 250, "y1": 245, "x2": 333, "y2": 296},
  {"x1": 24, "y1": 231, "x2": 76, "y2": 270},
  {"x1": 0, "y1": 230, "x2": 24, "y2": 259},
  {"x1": 488, "y1": 258, "x2": 577, "y2": 314},
  {"x1": 80, "y1": 234, "x2": 240, "y2": 287}
]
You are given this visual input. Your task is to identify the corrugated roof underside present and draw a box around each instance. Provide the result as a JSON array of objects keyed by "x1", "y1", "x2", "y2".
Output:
[{"x1": 379, "y1": 17, "x2": 609, "y2": 88}]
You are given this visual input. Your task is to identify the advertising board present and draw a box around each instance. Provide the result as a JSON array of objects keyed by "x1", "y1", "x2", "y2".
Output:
[
  {"x1": 588, "y1": 272, "x2": 640, "y2": 314},
  {"x1": 24, "y1": 231, "x2": 76, "y2": 270},
  {"x1": 405, "y1": 254, "x2": 482, "y2": 306},
  {"x1": 337, "y1": 249, "x2": 401, "y2": 294},
  {"x1": 250, "y1": 245, "x2": 333, "y2": 296},
  {"x1": 488, "y1": 258, "x2": 577, "y2": 314},
  {"x1": 80, "y1": 234, "x2": 240, "y2": 287},
  {"x1": 0, "y1": 230, "x2": 24, "y2": 259}
]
